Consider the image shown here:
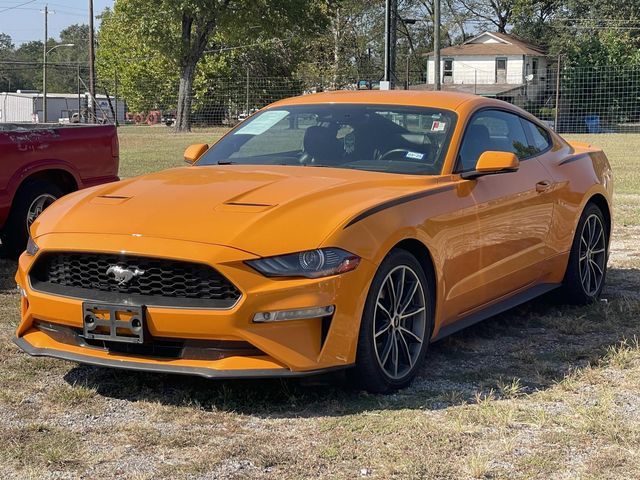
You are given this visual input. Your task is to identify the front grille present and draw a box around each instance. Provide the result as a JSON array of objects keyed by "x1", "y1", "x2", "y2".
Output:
[{"x1": 30, "y1": 252, "x2": 241, "y2": 308}]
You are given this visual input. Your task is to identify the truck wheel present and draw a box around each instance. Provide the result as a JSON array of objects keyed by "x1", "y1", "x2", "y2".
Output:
[{"x1": 3, "y1": 180, "x2": 64, "y2": 258}]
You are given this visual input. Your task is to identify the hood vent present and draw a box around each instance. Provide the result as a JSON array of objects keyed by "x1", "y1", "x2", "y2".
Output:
[{"x1": 90, "y1": 195, "x2": 132, "y2": 205}]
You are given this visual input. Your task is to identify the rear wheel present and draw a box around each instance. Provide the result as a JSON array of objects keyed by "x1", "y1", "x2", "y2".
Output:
[
  {"x1": 561, "y1": 203, "x2": 609, "y2": 304},
  {"x1": 350, "y1": 249, "x2": 433, "y2": 393},
  {"x1": 3, "y1": 180, "x2": 64, "y2": 258}
]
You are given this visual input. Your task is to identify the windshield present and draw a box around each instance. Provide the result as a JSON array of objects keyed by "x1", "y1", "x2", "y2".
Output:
[{"x1": 197, "y1": 104, "x2": 457, "y2": 175}]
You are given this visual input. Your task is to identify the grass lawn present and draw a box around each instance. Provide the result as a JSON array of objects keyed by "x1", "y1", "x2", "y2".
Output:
[
  {"x1": 0, "y1": 129, "x2": 638, "y2": 479},
  {"x1": 117, "y1": 125, "x2": 229, "y2": 178}
]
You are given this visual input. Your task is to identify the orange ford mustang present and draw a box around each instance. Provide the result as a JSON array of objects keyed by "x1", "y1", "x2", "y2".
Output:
[{"x1": 14, "y1": 91, "x2": 613, "y2": 392}]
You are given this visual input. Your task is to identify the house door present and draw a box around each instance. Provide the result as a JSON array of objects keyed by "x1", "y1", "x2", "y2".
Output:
[
  {"x1": 443, "y1": 58, "x2": 453, "y2": 84},
  {"x1": 495, "y1": 57, "x2": 507, "y2": 83}
]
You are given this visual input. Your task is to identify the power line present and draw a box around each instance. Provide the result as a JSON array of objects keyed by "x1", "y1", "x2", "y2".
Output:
[{"x1": 0, "y1": 0, "x2": 37, "y2": 14}]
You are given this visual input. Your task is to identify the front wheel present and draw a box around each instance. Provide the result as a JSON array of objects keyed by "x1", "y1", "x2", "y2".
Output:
[
  {"x1": 350, "y1": 249, "x2": 433, "y2": 393},
  {"x1": 561, "y1": 203, "x2": 609, "y2": 304}
]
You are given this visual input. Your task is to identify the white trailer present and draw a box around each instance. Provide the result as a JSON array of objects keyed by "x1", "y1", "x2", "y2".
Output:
[{"x1": 0, "y1": 91, "x2": 126, "y2": 124}]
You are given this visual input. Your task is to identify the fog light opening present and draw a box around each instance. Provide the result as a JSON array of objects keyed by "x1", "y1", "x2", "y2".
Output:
[{"x1": 253, "y1": 305, "x2": 335, "y2": 323}]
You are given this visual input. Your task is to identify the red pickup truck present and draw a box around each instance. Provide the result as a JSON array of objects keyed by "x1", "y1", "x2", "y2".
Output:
[{"x1": 0, "y1": 124, "x2": 119, "y2": 256}]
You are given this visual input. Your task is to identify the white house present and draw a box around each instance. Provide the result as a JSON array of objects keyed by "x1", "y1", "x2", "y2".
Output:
[
  {"x1": 423, "y1": 32, "x2": 549, "y2": 103},
  {"x1": 0, "y1": 91, "x2": 126, "y2": 124}
]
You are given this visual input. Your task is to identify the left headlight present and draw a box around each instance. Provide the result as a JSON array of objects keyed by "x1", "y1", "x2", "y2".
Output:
[
  {"x1": 246, "y1": 248, "x2": 360, "y2": 278},
  {"x1": 26, "y1": 236, "x2": 39, "y2": 256}
]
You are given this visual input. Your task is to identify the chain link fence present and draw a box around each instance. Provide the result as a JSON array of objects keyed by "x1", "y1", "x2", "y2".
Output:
[
  {"x1": 2, "y1": 61, "x2": 638, "y2": 179},
  {"x1": 86, "y1": 66, "x2": 639, "y2": 134},
  {"x1": 93, "y1": 65, "x2": 640, "y2": 189},
  {"x1": 5, "y1": 61, "x2": 637, "y2": 135}
]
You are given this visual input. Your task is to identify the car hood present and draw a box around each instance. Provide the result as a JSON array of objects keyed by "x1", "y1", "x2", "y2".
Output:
[{"x1": 33, "y1": 165, "x2": 442, "y2": 256}]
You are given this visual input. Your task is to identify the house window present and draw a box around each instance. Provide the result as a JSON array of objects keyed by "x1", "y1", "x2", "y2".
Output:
[
  {"x1": 531, "y1": 58, "x2": 539, "y2": 83},
  {"x1": 443, "y1": 58, "x2": 453, "y2": 83},
  {"x1": 495, "y1": 57, "x2": 507, "y2": 83}
]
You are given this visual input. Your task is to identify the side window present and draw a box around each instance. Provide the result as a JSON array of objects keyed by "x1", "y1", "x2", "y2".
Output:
[
  {"x1": 521, "y1": 118, "x2": 551, "y2": 153},
  {"x1": 457, "y1": 110, "x2": 534, "y2": 172}
]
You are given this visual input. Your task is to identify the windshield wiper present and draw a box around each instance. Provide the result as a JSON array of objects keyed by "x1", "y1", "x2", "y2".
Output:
[{"x1": 217, "y1": 160, "x2": 236, "y2": 165}]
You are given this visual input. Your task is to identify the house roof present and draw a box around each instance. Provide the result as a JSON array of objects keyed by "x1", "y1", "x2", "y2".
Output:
[{"x1": 425, "y1": 31, "x2": 547, "y2": 57}]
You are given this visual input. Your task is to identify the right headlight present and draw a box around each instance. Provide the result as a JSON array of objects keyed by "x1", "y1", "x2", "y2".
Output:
[{"x1": 246, "y1": 248, "x2": 360, "y2": 279}]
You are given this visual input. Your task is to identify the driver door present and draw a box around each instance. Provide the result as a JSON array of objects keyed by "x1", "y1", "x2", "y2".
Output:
[{"x1": 451, "y1": 109, "x2": 556, "y2": 316}]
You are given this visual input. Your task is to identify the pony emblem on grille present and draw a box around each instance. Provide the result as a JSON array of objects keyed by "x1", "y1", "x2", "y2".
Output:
[{"x1": 106, "y1": 265, "x2": 145, "y2": 285}]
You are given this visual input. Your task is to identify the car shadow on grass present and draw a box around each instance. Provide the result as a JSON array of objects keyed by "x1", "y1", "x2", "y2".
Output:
[
  {"x1": 0, "y1": 258, "x2": 17, "y2": 293},
  {"x1": 61, "y1": 266, "x2": 640, "y2": 418}
]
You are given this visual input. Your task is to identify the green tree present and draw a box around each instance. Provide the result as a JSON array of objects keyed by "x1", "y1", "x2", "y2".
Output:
[
  {"x1": 298, "y1": 1, "x2": 382, "y2": 86},
  {"x1": 0, "y1": 33, "x2": 15, "y2": 91},
  {"x1": 99, "y1": 0, "x2": 327, "y2": 131},
  {"x1": 46, "y1": 25, "x2": 91, "y2": 94},
  {"x1": 97, "y1": 7, "x2": 177, "y2": 113},
  {"x1": 11, "y1": 41, "x2": 43, "y2": 91}
]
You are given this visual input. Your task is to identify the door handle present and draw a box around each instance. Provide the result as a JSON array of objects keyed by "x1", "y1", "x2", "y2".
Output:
[{"x1": 536, "y1": 180, "x2": 552, "y2": 193}]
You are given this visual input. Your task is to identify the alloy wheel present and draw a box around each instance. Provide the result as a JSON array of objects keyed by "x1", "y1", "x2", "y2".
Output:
[
  {"x1": 373, "y1": 265, "x2": 427, "y2": 380},
  {"x1": 578, "y1": 213, "x2": 607, "y2": 296}
]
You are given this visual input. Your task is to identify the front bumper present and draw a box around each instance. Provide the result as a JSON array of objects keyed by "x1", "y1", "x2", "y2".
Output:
[
  {"x1": 13, "y1": 336, "x2": 348, "y2": 379},
  {"x1": 15, "y1": 232, "x2": 375, "y2": 377}
]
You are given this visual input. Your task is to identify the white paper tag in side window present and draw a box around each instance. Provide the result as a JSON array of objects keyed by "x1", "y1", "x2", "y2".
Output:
[
  {"x1": 234, "y1": 110, "x2": 289, "y2": 136},
  {"x1": 431, "y1": 121, "x2": 446, "y2": 132}
]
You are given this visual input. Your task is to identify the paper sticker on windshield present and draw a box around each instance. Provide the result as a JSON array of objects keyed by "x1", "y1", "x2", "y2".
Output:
[
  {"x1": 431, "y1": 120, "x2": 446, "y2": 132},
  {"x1": 234, "y1": 110, "x2": 289, "y2": 136},
  {"x1": 406, "y1": 151, "x2": 424, "y2": 160}
]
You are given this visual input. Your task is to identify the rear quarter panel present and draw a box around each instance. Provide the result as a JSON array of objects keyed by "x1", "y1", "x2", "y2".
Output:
[{"x1": 540, "y1": 140, "x2": 613, "y2": 255}]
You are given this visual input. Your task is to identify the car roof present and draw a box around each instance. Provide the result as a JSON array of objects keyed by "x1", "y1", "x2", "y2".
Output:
[{"x1": 268, "y1": 90, "x2": 492, "y2": 111}]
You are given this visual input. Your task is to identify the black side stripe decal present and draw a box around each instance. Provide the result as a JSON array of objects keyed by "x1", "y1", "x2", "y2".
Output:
[
  {"x1": 344, "y1": 184, "x2": 457, "y2": 229},
  {"x1": 558, "y1": 154, "x2": 590, "y2": 166}
]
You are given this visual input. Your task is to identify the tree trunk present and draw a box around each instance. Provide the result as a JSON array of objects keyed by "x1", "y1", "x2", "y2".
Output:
[
  {"x1": 176, "y1": 61, "x2": 196, "y2": 132},
  {"x1": 331, "y1": 8, "x2": 340, "y2": 89},
  {"x1": 174, "y1": 9, "x2": 218, "y2": 133}
]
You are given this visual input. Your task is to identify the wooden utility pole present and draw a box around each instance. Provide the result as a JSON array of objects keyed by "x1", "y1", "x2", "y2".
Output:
[
  {"x1": 383, "y1": 0, "x2": 398, "y2": 87},
  {"x1": 554, "y1": 53, "x2": 561, "y2": 131},
  {"x1": 384, "y1": 0, "x2": 391, "y2": 84},
  {"x1": 42, "y1": 4, "x2": 48, "y2": 123},
  {"x1": 88, "y1": 0, "x2": 96, "y2": 123},
  {"x1": 434, "y1": 0, "x2": 441, "y2": 91}
]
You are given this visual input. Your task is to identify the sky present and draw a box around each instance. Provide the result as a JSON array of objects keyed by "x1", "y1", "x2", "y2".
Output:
[{"x1": 0, "y1": 0, "x2": 114, "y2": 45}]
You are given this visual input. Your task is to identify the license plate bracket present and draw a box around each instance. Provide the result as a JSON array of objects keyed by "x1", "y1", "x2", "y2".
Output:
[{"x1": 82, "y1": 302, "x2": 145, "y2": 344}]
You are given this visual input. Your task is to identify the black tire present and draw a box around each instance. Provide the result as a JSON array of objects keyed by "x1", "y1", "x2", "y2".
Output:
[
  {"x1": 3, "y1": 180, "x2": 64, "y2": 258},
  {"x1": 560, "y1": 203, "x2": 609, "y2": 305},
  {"x1": 349, "y1": 249, "x2": 433, "y2": 393}
]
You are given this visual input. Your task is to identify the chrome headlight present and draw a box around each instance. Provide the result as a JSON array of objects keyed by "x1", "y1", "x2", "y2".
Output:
[
  {"x1": 26, "y1": 236, "x2": 39, "y2": 256},
  {"x1": 246, "y1": 248, "x2": 360, "y2": 278}
]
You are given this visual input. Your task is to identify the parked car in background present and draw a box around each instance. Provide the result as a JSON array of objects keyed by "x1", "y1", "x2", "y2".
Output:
[
  {"x1": 0, "y1": 123, "x2": 119, "y2": 256},
  {"x1": 161, "y1": 111, "x2": 176, "y2": 127}
]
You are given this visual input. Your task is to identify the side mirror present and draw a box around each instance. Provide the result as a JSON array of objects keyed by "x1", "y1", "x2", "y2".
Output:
[
  {"x1": 184, "y1": 143, "x2": 209, "y2": 164},
  {"x1": 460, "y1": 151, "x2": 519, "y2": 180}
]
